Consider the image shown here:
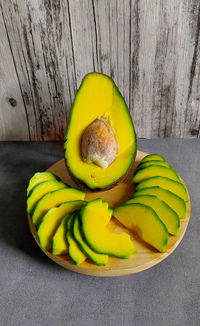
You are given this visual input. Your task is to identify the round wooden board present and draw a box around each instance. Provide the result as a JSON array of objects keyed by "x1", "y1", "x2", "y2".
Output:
[{"x1": 28, "y1": 150, "x2": 191, "y2": 277}]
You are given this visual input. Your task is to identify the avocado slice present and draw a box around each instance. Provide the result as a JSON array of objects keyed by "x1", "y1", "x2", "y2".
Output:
[
  {"x1": 141, "y1": 154, "x2": 166, "y2": 163},
  {"x1": 27, "y1": 180, "x2": 67, "y2": 216},
  {"x1": 37, "y1": 200, "x2": 87, "y2": 251},
  {"x1": 64, "y1": 72, "x2": 137, "y2": 190},
  {"x1": 73, "y1": 213, "x2": 108, "y2": 266},
  {"x1": 132, "y1": 165, "x2": 180, "y2": 183},
  {"x1": 134, "y1": 186, "x2": 186, "y2": 219},
  {"x1": 32, "y1": 188, "x2": 85, "y2": 228},
  {"x1": 80, "y1": 199, "x2": 136, "y2": 258},
  {"x1": 113, "y1": 203, "x2": 168, "y2": 252},
  {"x1": 125, "y1": 195, "x2": 179, "y2": 235},
  {"x1": 66, "y1": 212, "x2": 87, "y2": 265},
  {"x1": 135, "y1": 176, "x2": 189, "y2": 202},
  {"x1": 137, "y1": 160, "x2": 171, "y2": 170},
  {"x1": 27, "y1": 172, "x2": 60, "y2": 196}
]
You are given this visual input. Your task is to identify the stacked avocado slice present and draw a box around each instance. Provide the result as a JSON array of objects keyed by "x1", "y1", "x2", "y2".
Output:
[
  {"x1": 113, "y1": 154, "x2": 188, "y2": 252},
  {"x1": 27, "y1": 172, "x2": 136, "y2": 266}
]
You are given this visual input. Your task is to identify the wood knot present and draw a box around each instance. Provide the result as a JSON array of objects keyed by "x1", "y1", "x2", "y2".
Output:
[{"x1": 8, "y1": 98, "x2": 17, "y2": 107}]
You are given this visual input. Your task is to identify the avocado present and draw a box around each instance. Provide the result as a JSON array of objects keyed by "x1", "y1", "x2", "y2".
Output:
[
  {"x1": 132, "y1": 165, "x2": 180, "y2": 183},
  {"x1": 64, "y1": 72, "x2": 137, "y2": 191},
  {"x1": 113, "y1": 203, "x2": 168, "y2": 252},
  {"x1": 137, "y1": 160, "x2": 171, "y2": 170},
  {"x1": 32, "y1": 188, "x2": 85, "y2": 228},
  {"x1": 27, "y1": 172, "x2": 60, "y2": 196},
  {"x1": 125, "y1": 195, "x2": 179, "y2": 235},
  {"x1": 67, "y1": 212, "x2": 87, "y2": 265},
  {"x1": 52, "y1": 215, "x2": 69, "y2": 255},
  {"x1": 27, "y1": 180, "x2": 67, "y2": 216},
  {"x1": 135, "y1": 176, "x2": 189, "y2": 202},
  {"x1": 141, "y1": 154, "x2": 166, "y2": 163},
  {"x1": 73, "y1": 213, "x2": 108, "y2": 266},
  {"x1": 37, "y1": 200, "x2": 87, "y2": 251},
  {"x1": 80, "y1": 199, "x2": 136, "y2": 258},
  {"x1": 134, "y1": 186, "x2": 186, "y2": 219}
]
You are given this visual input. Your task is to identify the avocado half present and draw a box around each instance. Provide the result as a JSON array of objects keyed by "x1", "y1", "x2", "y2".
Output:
[{"x1": 64, "y1": 72, "x2": 137, "y2": 191}]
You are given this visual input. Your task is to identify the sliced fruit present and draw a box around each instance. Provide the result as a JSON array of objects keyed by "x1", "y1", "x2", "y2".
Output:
[
  {"x1": 64, "y1": 72, "x2": 137, "y2": 190},
  {"x1": 113, "y1": 203, "x2": 168, "y2": 252},
  {"x1": 141, "y1": 154, "x2": 166, "y2": 163},
  {"x1": 137, "y1": 160, "x2": 171, "y2": 170},
  {"x1": 134, "y1": 186, "x2": 186, "y2": 219},
  {"x1": 135, "y1": 176, "x2": 189, "y2": 202},
  {"x1": 73, "y1": 213, "x2": 108, "y2": 266},
  {"x1": 27, "y1": 180, "x2": 67, "y2": 216},
  {"x1": 67, "y1": 212, "x2": 86, "y2": 265},
  {"x1": 125, "y1": 195, "x2": 179, "y2": 235},
  {"x1": 37, "y1": 200, "x2": 87, "y2": 251},
  {"x1": 132, "y1": 165, "x2": 180, "y2": 183},
  {"x1": 32, "y1": 188, "x2": 85, "y2": 228},
  {"x1": 80, "y1": 199, "x2": 136, "y2": 258},
  {"x1": 27, "y1": 172, "x2": 60, "y2": 196}
]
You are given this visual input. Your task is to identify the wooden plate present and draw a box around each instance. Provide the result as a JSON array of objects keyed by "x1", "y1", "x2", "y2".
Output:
[{"x1": 28, "y1": 150, "x2": 191, "y2": 276}]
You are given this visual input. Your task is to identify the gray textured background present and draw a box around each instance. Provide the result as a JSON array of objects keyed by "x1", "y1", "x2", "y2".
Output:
[{"x1": 0, "y1": 139, "x2": 199, "y2": 326}]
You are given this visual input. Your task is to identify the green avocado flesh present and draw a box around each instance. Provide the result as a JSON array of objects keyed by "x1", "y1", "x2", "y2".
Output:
[
  {"x1": 67, "y1": 212, "x2": 86, "y2": 265},
  {"x1": 52, "y1": 215, "x2": 69, "y2": 255},
  {"x1": 80, "y1": 199, "x2": 136, "y2": 258},
  {"x1": 141, "y1": 154, "x2": 166, "y2": 163},
  {"x1": 137, "y1": 161, "x2": 171, "y2": 170},
  {"x1": 135, "y1": 176, "x2": 188, "y2": 202},
  {"x1": 27, "y1": 172, "x2": 59, "y2": 196},
  {"x1": 32, "y1": 188, "x2": 85, "y2": 228},
  {"x1": 132, "y1": 165, "x2": 180, "y2": 183},
  {"x1": 37, "y1": 200, "x2": 87, "y2": 251},
  {"x1": 134, "y1": 186, "x2": 186, "y2": 219},
  {"x1": 27, "y1": 180, "x2": 67, "y2": 216},
  {"x1": 64, "y1": 72, "x2": 137, "y2": 190},
  {"x1": 113, "y1": 203, "x2": 168, "y2": 252},
  {"x1": 125, "y1": 195, "x2": 179, "y2": 235},
  {"x1": 73, "y1": 213, "x2": 108, "y2": 266}
]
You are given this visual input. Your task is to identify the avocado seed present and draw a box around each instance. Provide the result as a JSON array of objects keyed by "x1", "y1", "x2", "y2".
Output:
[{"x1": 81, "y1": 118, "x2": 118, "y2": 169}]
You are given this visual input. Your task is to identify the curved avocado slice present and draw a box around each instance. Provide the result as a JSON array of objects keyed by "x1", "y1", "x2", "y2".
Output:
[
  {"x1": 137, "y1": 160, "x2": 171, "y2": 170},
  {"x1": 37, "y1": 200, "x2": 87, "y2": 251},
  {"x1": 27, "y1": 172, "x2": 60, "y2": 197},
  {"x1": 132, "y1": 165, "x2": 180, "y2": 183},
  {"x1": 134, "y1": 186, "x2": 186, "y2": 219},
  {"x1": 141, "y1": 154, "x2": 166, "y2": 163},
  {"x1": 66, "y1": 212, "x2": 87, "y2": 265},
  {"x1": 125, "y1": 195, "x2": 180, "y2": 235},
  {"x1": 113, "y1": 203, "x2": 168, "y2": 252},
  {"x1": 64, "y1": 72, "x2": 137, "y2": 190},
  {"x1": 135, "y1": 176, "x2": 189, "y2": 202},
  {"x1": 27, "y1": 180, "x2": 67, "y2": 216},
  {"x1": 32, "y1": 188, "x2": 85, "y2": 228},
  {"x1": 80, "y1": 199, "x2": 136, "y2": 258}
]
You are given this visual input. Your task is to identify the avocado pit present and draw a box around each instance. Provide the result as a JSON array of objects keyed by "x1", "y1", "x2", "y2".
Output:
[{"x1": 81, "y1": 117, "x2": 118, "y2": 169}]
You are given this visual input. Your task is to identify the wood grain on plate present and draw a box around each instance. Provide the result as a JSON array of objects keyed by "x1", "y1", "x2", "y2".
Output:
[{"x1": 28, "y1": 151, "x2": 191, "y2": 276}]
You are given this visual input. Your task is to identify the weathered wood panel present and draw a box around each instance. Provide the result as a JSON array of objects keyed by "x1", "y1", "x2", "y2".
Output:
[{"x1": 0, "y1": 0, "x2": 199, "y2": 140}]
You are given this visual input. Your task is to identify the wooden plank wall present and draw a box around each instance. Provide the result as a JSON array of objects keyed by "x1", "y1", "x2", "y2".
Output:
[{"x1": 0, "y1": 0, "x2": 200, "y2": 140}]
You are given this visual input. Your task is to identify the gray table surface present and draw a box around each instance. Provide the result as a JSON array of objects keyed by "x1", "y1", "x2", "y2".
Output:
[{"x1": 0, "y1": 139, "x2": 199, "y2": 326}]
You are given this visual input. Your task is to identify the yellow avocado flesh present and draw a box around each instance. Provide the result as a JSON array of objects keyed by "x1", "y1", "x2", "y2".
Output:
[
  {"x1": 80, "y1": 199, "x2": 136, "y2": 258},
  {"x1": 137, "y1": 161, "x2": 171, "y2": 170},
  {"x1": 27, "y1": 180, "x2": 67, "y2": 216},
  {"x1": 27, "y1": 172, "x2": 58, "y2": 196},
  {"x1": 125, "y1": 195, "x2": 179, "y2": 235},
  {"x1": 135, "y1": 176, "x2": 189, "y2": 202},
  {"x1": 113, "y1": 203, "x2": 168, "y2": 252},
  {"x1": 67, "y1": 213, "x2": 87, "y2": 265},
  {"x1": 65, "y1": 73, "x2": 136, "y2": 189},
  {"x1": 73, "y1": 213, "x2": 108, "y2": 266},
  {"x1": 37, "y1": 200, "x2": 87, "y2": 251},
  {"x1": 133, "y1": 165, "x2": 180, "y2": 183},
  {"x1": 134, "y1": 187, "x2": 186, "y2": 219},
  {"x1": 52, "y1": 203, "x2": 112, "y2": 257},
  {"x1": 32, "y1": 188, "x2": 85, "y2": 228},
  {"x1": 141, "y1": 154, "x2": 166, "y2": 163}
]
